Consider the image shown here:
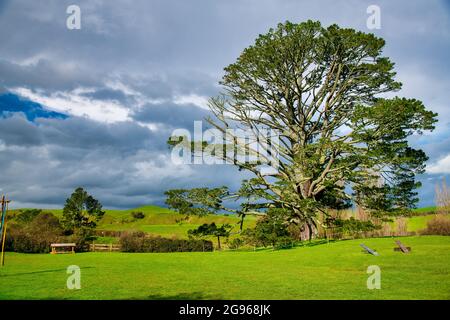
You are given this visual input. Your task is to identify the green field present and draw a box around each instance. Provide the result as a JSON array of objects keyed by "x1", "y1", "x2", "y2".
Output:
[{"x1": 1, "y1": 236, "x2": 449, "y2": 300}]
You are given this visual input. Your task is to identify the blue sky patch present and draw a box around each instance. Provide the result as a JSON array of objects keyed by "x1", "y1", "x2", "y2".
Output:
[{"x1": 0, "y1": 92, "x2": 67, "y2": 121}]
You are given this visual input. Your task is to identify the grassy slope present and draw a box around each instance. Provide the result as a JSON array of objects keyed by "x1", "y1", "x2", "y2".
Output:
[
  {"x1": 412, "y1": 206, "x2": 437, "y2": 214},
  {"x1": 9, "y1": 205, "x2": 257, "y2": 239},
  {"x1": 1, "y1": 236, "x2": 449, "y2": 300}
]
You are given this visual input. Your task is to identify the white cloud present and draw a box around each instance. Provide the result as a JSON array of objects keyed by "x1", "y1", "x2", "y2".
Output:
[
  {"x1": 133, "y1": 155, "x2": 195, "y2": 180},
  {"x1": 174, "y1": 94, "x2": 210, "y2": 110},
  {"x1": 396, "y1": 67, "x2": 450, "y2": 122},
  {"x1": 12, "y1": 87, "x2": 130, "y2": 123},
  {"x1": 427, "y1": 154, "x2": 450, "y2": 174}
]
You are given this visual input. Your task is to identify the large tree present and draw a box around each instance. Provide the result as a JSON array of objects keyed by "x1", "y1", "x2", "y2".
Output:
[{"x1": 170, "y1": 21, "x2": 438, "y2": 240}]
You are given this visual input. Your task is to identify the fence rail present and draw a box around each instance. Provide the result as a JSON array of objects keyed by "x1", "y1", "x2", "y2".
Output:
[{"x1": 90, "y1": 243, "x2": 121, "y2": 252}]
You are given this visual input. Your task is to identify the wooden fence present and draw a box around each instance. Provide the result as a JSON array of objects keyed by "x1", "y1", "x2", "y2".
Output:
[{"x1": 90, "y1": 243, "x2": 121, "y2": 252}]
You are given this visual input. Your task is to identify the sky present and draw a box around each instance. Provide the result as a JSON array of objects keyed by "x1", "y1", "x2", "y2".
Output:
[{"x1": 0, "y1": 0, "x2": 449, "y2": 209}]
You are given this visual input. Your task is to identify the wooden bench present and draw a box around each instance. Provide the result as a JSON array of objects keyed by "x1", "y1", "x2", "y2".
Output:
[
  {"x1": 360, "y1": 243, "x2": 379, "y2": 256},
  {"x1": 394, "y1": 240, "x2": 411, "y2": 253},
  {"x1": 50, "y1": 243, "x2": 76, "y2": 254}
]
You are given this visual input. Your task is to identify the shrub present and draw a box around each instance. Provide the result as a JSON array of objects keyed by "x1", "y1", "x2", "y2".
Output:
[
  {"x1": 120, "y1": 217, "x2": 133, "y2": 224},
  {"x1": 243, "y1": 209, "x2": 292, "y2": 248},
  {"x1": 64, "y1": 227, "x2": 95, "y2": 252},
  {"x1": 396, "y1": 217, "x2": 408, "y2": 236},
  {"x1": 6, "y1": 212, "x2": 64, "y2": 253},
  {"x1": 131, "y1": 211, "x2": 145, "y2": 219},
  {"x1": 435, "y1": 178, "x2": 450, "y2": 214},
  {"x1": 5, "y1": 229, "x2": 35, "y2": 253},
  {"x1": 420, "y1": 215, "x2": 450, "y2": 236},
  {"x1": 5, "y1": 212, "x2": 92, "y2": 253},
  {"x1": 228, "y1": 238, "x2": 244, "y2": 249},
  {"x1": 119, "y1": 231, "x2": 146, "y2": 252},
  {"x1": 242, "y1": 228, "x2": 261, "y2": 247},
  {"x1": 119, "y1": 231, "x2": 213, "y2": 252}
]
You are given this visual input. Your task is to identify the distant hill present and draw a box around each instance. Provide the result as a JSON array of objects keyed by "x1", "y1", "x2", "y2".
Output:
[{"x1": 8, "y1": 204, "x2": 257, "y2": 239}]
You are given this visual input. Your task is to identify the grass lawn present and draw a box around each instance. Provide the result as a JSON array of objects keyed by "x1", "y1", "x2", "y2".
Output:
[
  {"x1": 139, "y1": 224, "x2": 201, "y2": 237},
  {"x1": 405, "y1": 215, "x2": 438, "y2": 232},
  {"x1": 387, "y1": 214, "x2": 450, "y2": 233},
  {"x1": 413, "y1": 206, "x2": 437, "y2": 214},
  {"x1": 1, "y1": 236, "x2": 449, "y2": 300}
]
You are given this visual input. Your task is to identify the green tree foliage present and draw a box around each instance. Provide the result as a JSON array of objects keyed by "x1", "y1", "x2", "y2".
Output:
[
  {"x1": 6, "y1": 212, "x2": 63, "y2": 253},
  {"x1": 188, "y1": 223, "x2": 232, "y2": 249},
  {"x1": 168, "y1": 20, "x2": 437, "y2": 239},
  {"x1": 165, "y1": 187, "x2": 230, "y2": 216},
  {"x1": 243, "y1": 209, "x2": 291, "y2": 248},
  {"x1": 131, "y1": 211, "x2": 145, "y2": 219},
  {"x1": 61, "y1": 187, "x2": 105, "y2": 232},
  {"x1": 119, "y1": 231, "x2": 214, "y2": 252},
  {"x1": 227, "y1": 237, "x2": 244, "y2": 249},
  {"x1": 327, "y1": 217, "x2": 380, "y2": 238}
]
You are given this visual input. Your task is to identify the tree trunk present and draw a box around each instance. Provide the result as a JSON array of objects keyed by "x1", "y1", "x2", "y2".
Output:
[
  {"x1": 239, "y1": 214, "x2": 245, "y2": 231},
  {"x1": 307, "y1": 223, "x2": 313, "y2": 242}
]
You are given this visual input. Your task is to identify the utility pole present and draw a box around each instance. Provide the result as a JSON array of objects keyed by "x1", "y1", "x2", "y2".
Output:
[{"x1": 0, "y1": 195, "x2": 11, "y2": 266}]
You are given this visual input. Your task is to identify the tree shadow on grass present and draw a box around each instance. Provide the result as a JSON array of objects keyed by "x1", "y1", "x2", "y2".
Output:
[
  {"x1": 234, "y1": 239, "x2": 339, "y2": 252},
  {"x1": 0, "y1": 266, "x2": 95, "y2": 278},
  {"x1": 299, "y1": 239, "x2": 337, "y2": 247},
  {"x1": 131, "y1": 292, "x2": 222, "y2": 300}
]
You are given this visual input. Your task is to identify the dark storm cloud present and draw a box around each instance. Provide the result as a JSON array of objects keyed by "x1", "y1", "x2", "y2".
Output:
[
  {"x1": 81, "y1": 88, "x2": 128, "y2": 102},
  {"x1": 0, "y1": 111, "x2": 247, "y2": 208},
  {"x1": 0, "y1": 59, "x2": 100, "y2": 93},
  {"x1": 0, "y1": 114, "x2": 43, "y2": 146},
  {"x1": 0, "y1": 113, "x2": 150, "y2": 150},
  {"x1": 132, "y1": 102, "x2": 210, "y2": 128},
  {"x1": 37, "y1": 117, "x2": 160, "y2": 152}
]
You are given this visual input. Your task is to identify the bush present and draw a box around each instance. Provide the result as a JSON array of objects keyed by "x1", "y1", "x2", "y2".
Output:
[
  {"x1": 120, "y1": 217, "x2": 133, "y2": 224},
  {"x1": 119, "y1": 231, "x2": 213, "y2": 252},
  {"x1": 119, "y1": 231, "x2": 146, "y2": 252},
  {"x1": 420, "y1": 215, "x2": 450, "y2": 236},
  {"x1": 6, "y1": 212, "x2": 64, "y2": 253},
  {"x1": 5, "y1": 212, "x2": 92, "y2": 253},
  {"x1": 243, "y1": 209, "x2": 293, "y2": 248},
  {"x1": 131, "y1": 211, "x2": 145, "y2": 219},
  {"x1": 64, "y1": 227, "x2": 95, "y2": 252},
  {"x1": 228, "y1": 238, "x2": 244, "y2": 249}
]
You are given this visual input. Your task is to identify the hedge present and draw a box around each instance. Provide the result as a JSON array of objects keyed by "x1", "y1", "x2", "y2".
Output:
[{"x1": 120, "y1": 231, "x2": 213, "y2": 252}]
